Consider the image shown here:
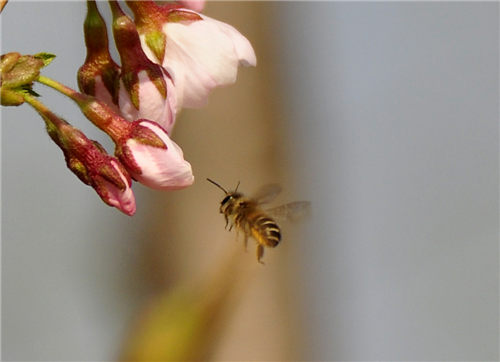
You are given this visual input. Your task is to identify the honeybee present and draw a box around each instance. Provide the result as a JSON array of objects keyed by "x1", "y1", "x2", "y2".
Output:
[{"x1": 207, "y1": 178, "x2": 310, "y2": 263}]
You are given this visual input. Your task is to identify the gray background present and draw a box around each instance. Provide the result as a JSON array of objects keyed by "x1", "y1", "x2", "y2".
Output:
[
  {"x1": 272, "y1": 2, "x2": 499, "y2": 360},
  {"x1": 2, "y1": 1, "x2": 499, "y2": 361}
]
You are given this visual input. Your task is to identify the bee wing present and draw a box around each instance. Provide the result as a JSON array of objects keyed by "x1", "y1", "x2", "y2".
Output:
[
  {"x1": 252, "y1": 184, "x2": 282, "y2": 204},
  {"x1": 265, "y1": 201, "x2": 311, "y2": 222}
]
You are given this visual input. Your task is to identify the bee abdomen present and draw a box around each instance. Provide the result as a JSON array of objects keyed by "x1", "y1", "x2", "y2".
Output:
[{"x1": 253, "y1": 215, "x2": 281, "y2": 248}]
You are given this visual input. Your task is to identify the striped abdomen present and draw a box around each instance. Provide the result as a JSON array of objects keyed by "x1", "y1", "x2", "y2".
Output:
[{"x1": 249, "y1": 213, "x2": 281, "y2": 248}]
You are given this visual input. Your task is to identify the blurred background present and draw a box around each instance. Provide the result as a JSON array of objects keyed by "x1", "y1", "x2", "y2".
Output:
[{"x1": 1, "y1": 1, "x2": 498, "y2": 361}]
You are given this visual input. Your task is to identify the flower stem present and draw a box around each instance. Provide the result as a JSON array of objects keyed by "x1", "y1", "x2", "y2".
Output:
[
  {"x1": 37, "y1": 75, "x2": 87, "y2": 105},
  {"x1": 36, "y1": 75, "x2": 129, "y2": 141},
  {"x1": 22, "y1": 92, "x2": 66, "y2": 129}
]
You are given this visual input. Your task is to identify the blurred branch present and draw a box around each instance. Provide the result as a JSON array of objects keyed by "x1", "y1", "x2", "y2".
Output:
[{"x1": 119, "y1": 248, "x2": 251, "y2": 361}]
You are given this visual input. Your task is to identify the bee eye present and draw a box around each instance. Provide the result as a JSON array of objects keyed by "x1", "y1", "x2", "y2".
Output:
[{"x1": 221, "y1": 195, "x2": 231, "y2": 205}]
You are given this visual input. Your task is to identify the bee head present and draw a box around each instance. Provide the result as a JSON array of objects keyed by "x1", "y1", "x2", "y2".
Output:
[
  {"x1": 221, "y1": 194, "x2": 232, "y2": 206},
  {"x1": 207, "y1": 179, "x2": 243, "y2": 214},
  {"x1": 220, "y1": 194, "x2": 233, "y2": 213},
  {"x1": 219, "y1": 191, "x2": 243, "y2": 213}
]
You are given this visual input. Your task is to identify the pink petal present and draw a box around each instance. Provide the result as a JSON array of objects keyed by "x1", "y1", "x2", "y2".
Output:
[
  {"x1": 206, "y1": 17, "x2": 257, "y2": 67},
  {"x1": 126, "y1": 120, "x2": 194, "y2": 190},
  {"x1": 157, "y1": 11, "x2": 256, "y2": 109},
  {"x1": 93, "y1": 75, "x2": 120, "y2": 113},
  {"x1": 102, "y1": 160, "x2": 137, "y2": 216},
  {"x1": 118, "y1": 70, "x2": 177, "y2": 133}
]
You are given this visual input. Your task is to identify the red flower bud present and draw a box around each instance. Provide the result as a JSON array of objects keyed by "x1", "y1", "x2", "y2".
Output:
[
  {"x1": 77, "y1": 0, "x2": 120, "y2": 110},
  {"x1": 46, "y1": 116, "x2": 136, "y2": 216},
  {"x1": 73, "y1": 94, "x2": 193, "y2": 191},
  {"x1": 109, "y1": 0, "x2": 177, "y2": 132}
]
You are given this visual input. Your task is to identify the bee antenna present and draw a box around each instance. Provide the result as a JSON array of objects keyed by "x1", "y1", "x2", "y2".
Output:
[
  {"x1": 206, "y1": 178, "x2": 228, "y2": 194},
  {"x1": 235, "y1": 180, "x2": 241, "y2": 192}
]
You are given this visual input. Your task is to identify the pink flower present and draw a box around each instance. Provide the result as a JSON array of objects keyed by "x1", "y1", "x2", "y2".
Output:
[
  {"x1": 127, "y1": 1, "x2": 257, "y2": 109},
  {"x1": 159, "y1": 10, "x2": 256, "y2": 108},
  {"x1": 117, "y1": 68, "x2": 177, "y2": 133},
  {"x1": 116, "y1": 119, "x2": 194, "y2": 190},
  {"x1": 72, "y1": 92, "x2": 194, "y2": 191},
  {"x1": 110, "y1": 0, "x2": 177, "y2": 132}
]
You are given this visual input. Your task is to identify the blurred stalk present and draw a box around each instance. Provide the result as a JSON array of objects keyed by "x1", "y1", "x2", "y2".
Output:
[{"x1": 119, "y1": 247, "x2": 250, "y2": 361}]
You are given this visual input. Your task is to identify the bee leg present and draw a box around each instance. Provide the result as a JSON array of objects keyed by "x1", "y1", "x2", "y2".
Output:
[
  {"x1": 229, "y1": 223, "x2": 234, "y2": 232},
  {"x1": 256, "y1": 245, "x2": 265, "y2": 264},
  {"x1": 242, "y1": 223, "x2": 250, "y2": 251},
  {"x1": 244, "y1": 234, "x2": 249, "y2": 251},
  {"x1": 224, "y1": 215, "x2": 229, "y2": 230}
]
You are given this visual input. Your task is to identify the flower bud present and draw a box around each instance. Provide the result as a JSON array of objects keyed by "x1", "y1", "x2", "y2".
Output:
[
  {"x1": 127, "y1": 0, "x2": 256, "y2": 109},
  {"x1": 73, "y1": 94, "x2": 193, "y2": 190},
  {"x1": 109, "y1": 0, "x2": 177, "y2": 132},
  {"x1": 116, "y1": 119, "x2": 194, "y2": 190},
  {"x1": 45, "y1": 116, "x2": 136, "y2": 215},
  {"x1": 1, "y1": 52, "x2": 54, "y2": 89},
  {"x1": 0, "y1": 52, "x2": 48, "y2": 106},
  {"x1": 0, "y1": 53, "x2": 42, "y2": 88},
  {"x1": 77, "y1": 0, "x2": 120, "y2": 110}
]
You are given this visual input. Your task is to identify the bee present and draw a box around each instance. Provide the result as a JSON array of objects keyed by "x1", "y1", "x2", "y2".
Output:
[{"x1": 207, "y1": 178, "x2": 310, "y2": 264}]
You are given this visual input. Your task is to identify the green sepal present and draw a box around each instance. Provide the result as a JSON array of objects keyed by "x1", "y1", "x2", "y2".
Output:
[
  {"x1": 121, "y1": 70, "x2": 140, "y2": 110},
  {"x1": 145, "y1": 30, "x2": 166, "y2": 63},
  {"x1": 147, "y1": 66, "x2": 167, "y2": 100},
  {"x1": 166, "y1": 8, "x2": 202, "y2": 23},
  {"x1": 99, "y1": 162, "x2": 127, "y2": 190},
  {"x1": 132, "y1": 122, "x2": 167, "y2": 149},
  {"x1": 67, "y1": 155, "x2": 91, "y2": 185},
  {"x1": 132, "y1": 134, "x2": 166, "y2": 149},
  {"x1": 34, "y1": 53, "x2": 56, "y2": 67},
  {"x1": 101, "y1": 65, "x2": 120, "y2": 101}
]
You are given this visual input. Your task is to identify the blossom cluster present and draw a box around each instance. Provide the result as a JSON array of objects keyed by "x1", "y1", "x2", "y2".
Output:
[{"x1": 1, "y1": 0, "x2": 255, "y2": 215}]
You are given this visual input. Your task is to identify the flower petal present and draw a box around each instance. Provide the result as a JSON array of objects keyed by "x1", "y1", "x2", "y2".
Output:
[
  {"x1": 94, "y1": 75, "x2": 121, "y2": 114},
  {"x1": 118, "y1": 70, "x2": 177, "y2": 133},
  {"x1": 205, "y1": 17, "x2": 257, "y2": 67},
  {"x1": 125, "y1": 120, "x2": 194, "y2": 190},
  {"x1": 153, "y1": 10, "x2": 256, "y2": 109},
  {"x1": 100, "y1": 160, "x2": 137, "y2": 216}
]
